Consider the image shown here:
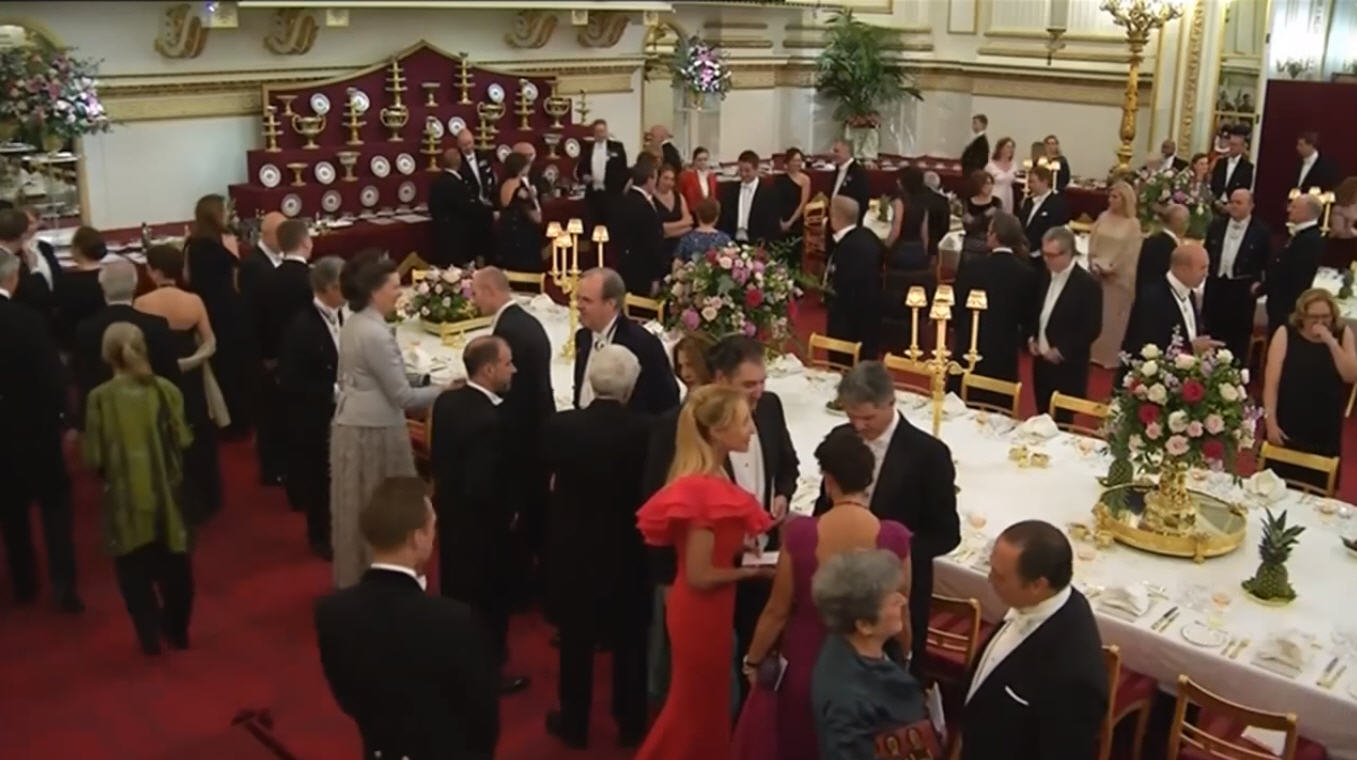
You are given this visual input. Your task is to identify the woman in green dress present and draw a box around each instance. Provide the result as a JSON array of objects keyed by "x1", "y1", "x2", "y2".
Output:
[{"x1": 84, "y1": 322, "x2": 195, "y2": 655}]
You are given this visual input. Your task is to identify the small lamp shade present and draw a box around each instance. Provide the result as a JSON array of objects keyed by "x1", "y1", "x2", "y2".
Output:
[
  {"x1": 934, "y1": 284, "x2": 955, "y2": 307},
  {"x1": 966, "y1": 289, "x2": 989, "y2": 311},
  {"x1": 906, "y1": 286, "x2": 928, "y2": 308},
  {"x1": 566, "y1": 217, "x2": 584, "y2": 235},
  {"x1": 929, "y1": 302, "x2": 952, "y2": 321},
  {"x1": 592, "y1": 224, "x2": 610, "y2": 243},
  {"x1": 545, "y1": 221, "x2": 563, "y2": 239}
]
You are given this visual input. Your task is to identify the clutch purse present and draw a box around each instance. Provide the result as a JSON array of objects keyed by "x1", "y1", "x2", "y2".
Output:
[
  {"x1": 756, "y1": 654, "x2": 788, "y2": 691},
  {"x1": 874, "y1": 719, "x2": 942, "y2": 759}
]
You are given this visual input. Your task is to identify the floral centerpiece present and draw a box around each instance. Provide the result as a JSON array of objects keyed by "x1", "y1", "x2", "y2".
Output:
[
  {"x1": 1134, "y1": 164, "x2": 1213, "y2": 237},
  {"x1": 671, "y1": 35, "x2": 731, "y2": 108},
  {"x1": 398, "y1": 266, "x2": 478, "y2": 329},
  {"x1": 662, "y1": 243, "x2": 800, "y2": 353},
  {"x1": 0, "y1": 47, "x2": 110, "y2": 149}
]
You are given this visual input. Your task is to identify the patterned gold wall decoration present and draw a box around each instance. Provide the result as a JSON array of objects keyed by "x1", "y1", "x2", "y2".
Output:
[
  {"x1": 153, "y1": 3, "x2": 208, "y2": 59},
  {"x1": 264, "y1": 9, "x2": 319, "y2": 56},
  {"x1": 505, "y1": 10, "x2": 558, "y2": 49},
  {"x1": 577, "y1": 11, "x2": 628, "y2": 49},
  {"x1": 1177, "y1": 0, "x2": 1205, "y2": 157}
]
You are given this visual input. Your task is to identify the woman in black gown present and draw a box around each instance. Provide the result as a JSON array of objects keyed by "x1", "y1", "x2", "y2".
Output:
[
  {"x1": 653, "y1": 164, "x2": 692, "y2": 269},
  {"x1": 884, "y1": 167, "x2": 929, "y2": 272},
  {"x1": 1264, "y1": 288, "x2": 1357, "y2": 489},
  {"x1": 960, "y1": 169, "x2": 1003, "y2": 269},
  {"x1": 775, "y1": 148, "x2": 811, "y2": 252},
  {"x1": 56, "y1": 226, "x2": 109, "y2": 353},
  {"x1": 183, "y1": 194, "x2": 247, "y2": 431},
  {"x1": 495, "y1": 152, "x2": 545, "y2": 272}
]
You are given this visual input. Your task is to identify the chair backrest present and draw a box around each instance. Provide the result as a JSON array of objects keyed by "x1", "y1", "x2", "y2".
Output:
[
  {"x1": 924, "y1": 595, "x2": 983, "y2": 671},
  {"x1": 410, "y1": 268, "x2": 428, "y2": 282},
  {"x1": 960, "y1": 372, "x2": 1022, "y2": 419},
  {"x1": 1257, "y1": 442, "x2": 1339, "y2": 497},
  {"x1": 623, "y1": 293, "x2": 665, "y2": 324},
  {"x1": 1098, "y1": 645, "x2": 1123, "y2": 760},
  {"x1": 1166, "y1": 674, "x2": 1301, "y2": 760},
  {"x1": 397, "y1": 251, "x2": 428, "y2": 280},
  {"x1": 803, "y1": 193, "x2": 830, "y2": 271},
  {"x1": 882, "y1": 352, "x2": 931, "y2": 396},
  {"x1": 1049, "y1": 391, "x2": 1109, "y2": 438},
  {"x1": 804, "y1": 192, "x2": 828, "y2": 233},
  {"x1": 503, "y1": 269, "x2": 545, "y2": 294},
  {"x1": 807, "y1": 332, "x2": 861, "y2": 373}
]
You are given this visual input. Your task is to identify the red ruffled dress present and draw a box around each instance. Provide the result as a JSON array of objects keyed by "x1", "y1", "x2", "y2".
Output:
[{"x1": 634, "y1": 474, "x2": 774, "y2": 760}]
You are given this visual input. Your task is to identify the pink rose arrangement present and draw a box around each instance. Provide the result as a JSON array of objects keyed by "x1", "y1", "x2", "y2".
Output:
[
  {"x1": 663, "y1": 243, "x2": 798, "y2": 352},
  {"x1": 671, "y1": 36, "x2": 731, "y2": 99},
  {"x1": 399, "y1": 266, "x2": 478, "y2": 323},
  {"x1": 0, "y1": 47, "x2": 109, "y2": 142}
]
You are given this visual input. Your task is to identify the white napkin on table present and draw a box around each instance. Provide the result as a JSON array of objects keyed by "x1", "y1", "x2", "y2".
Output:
[
  {"x1": 405, "y1": 344, "x2": 432, "y2": 374},
  {"x1": 943, "y1": 392, "x2": 968, "y2": 417},
  {"x1": 1255, "y1": 629, "x2": 1314, "y2": 673},
  {"x1": 767, "y1": 353, "x2": 805, "y2": 377},
  {"x1": 1098, "y1": 583, "x2": 1152, "y2": 619},
  {"x1": 1245, "y1": 469, "x2": 1285, "y2": 500},
  {"x1": 1017, "y1": 414, "x2": 1060, "y2": 440}
]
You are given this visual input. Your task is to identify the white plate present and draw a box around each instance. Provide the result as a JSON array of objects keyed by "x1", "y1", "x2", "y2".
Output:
[
  {"x1": 448, "y1": 116, "x2": 467, "y2": 135},
  {"x1": 520, "y1": 80, "x2": 539, "y2": 101},
  {"x1": 281, "y1": 193, "x2": 302, "y2": 218},
  {"x1": 395, "y1": 153, "x2": 416, "y2": 176},
  {"x1": 487, "y1": 83, "x2": 506, "y2": 104},
  {"x1": 314, "y1": 161, "x2": 336, "y2": 185},
  {"x1": 346, "y1": 88, "x2": 369, "y2": 114},
  {"x1": 370, "y1": 155, "x2": 391, "y2": 178},
  {"x1": 360, "y1": 185, "x2": 379, "y2": 208},
  {"x1": 397, "y1": 180, "x2": 416, "y2": 204},
  {"x1": 564, "y1": 138, "x2": 580, "y2": 158},
  {"x1": 310, "y1": 92, "x2": 331, "y2": 116},
  {"x1": 424, "y1": 116, "x2": 444, "y2": 139},
  {"x1": 321, "y1": 189, "x2": 342, "y2": 213},
  {"x1": 258, "y1": 163, "x2": 282, "y2": 188},
  {"x1": 542, "y1": 164, "x2": 559, "y2": 184},
  {"x1": 496, "y1": 144, "x2": 511, "y2": 163},
  {"x1": 1180, "y1": 622, "x2": 1229, "y2": 649}
]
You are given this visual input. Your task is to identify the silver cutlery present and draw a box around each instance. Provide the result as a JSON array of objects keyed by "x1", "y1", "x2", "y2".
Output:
[{"x1": 1151, "y1": 606, "x2": 1179, "y2": 632}]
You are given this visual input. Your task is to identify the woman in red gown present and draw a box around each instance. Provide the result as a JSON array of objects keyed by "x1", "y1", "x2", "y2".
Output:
[{"x1": 636, "y1": 385, "x2": 775, "y2": 759}]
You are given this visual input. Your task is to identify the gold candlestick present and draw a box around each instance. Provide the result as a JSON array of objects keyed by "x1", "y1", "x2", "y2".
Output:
[
  {"x1": 422, "y1": 82, "x2": 439, "y2": 108},
  {"x1": 1321, "y1": 191, "x2": 1336, "y2": 235},
  {"x1": 343, "y1": 94, "x2": 365, "y2": 146},
  {"x1": 904, "y1": 286, "x2": 927, "y2": 361},
  {"x1": 286, "y1": 162, "x2": 308, "y2": 186},
  {"x1": 421, "y1": 120, "x2": 441, "y2": 172},
  {"x1": 455, "y1": 52, "x2": 475, "y2": 105},
  {"x1": 543, "y1": 84, "x2": 572, "y2": 129},
  {"x1": 549, "y1": 233, "x2": 580, "y2": 358},
  {"x1": 262, "y1": 105, "x2": 282, "y2": 152},
  {"x1": 591, "y1": 224, "x2": 609, "y2": 270},
  {"x1": 900, "y1": 283, "x2": 987, "y2": 438},
  {"x1": 475, "y1": 101, "x2": 505, "y2": 151},
  {"x1": 337, "y1": 150, "x2": 359, "y2": 182},
  {"x1": 515, "y1": 78, "x2": 538, "y2": 131},
  {"x1": 276, "y1": 94, "x2": 298, "y2": 118},
  {"x1": 292, "y1": 113, "x2": 326, "y2": 150}
]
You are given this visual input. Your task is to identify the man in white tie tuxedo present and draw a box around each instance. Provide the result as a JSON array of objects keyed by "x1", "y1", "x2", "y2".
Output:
[
  {"x1": 570, "y1": 268, "x2": 678, "y2": 414},
  {"x1": 575, "y1": 119, "x2": 628, "y2": 235},
  {"x1": 719, "y1": 150, "x2": 777, "y2": 245},
  {"x1": 828, "y1": 139, "x2": 869, "y2": 225},
  {"x1": 1210, "y1": 130, "x2": 1253, "y2": 205},
  {"x1": 1204, "y1": 189, "x2": 1270, "y2": 360},
  {"x1": 1294, "y1": 130, "x2": 1339, "y2": 194}
]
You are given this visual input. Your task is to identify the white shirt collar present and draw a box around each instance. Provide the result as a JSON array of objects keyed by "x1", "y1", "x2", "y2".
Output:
[
  {"x1": 1004, "y1": 585, "x2": 1071, "y2": 625},
  {"x1": 832, "y1": 224, "x2": 857, "y2": 243},
  {"x1": 314, "y1": 296, "x2": 338, "y2": 318},
  {"x1": 1227, "y1": 153, "x2": 1242, "y2": 165},
  {"x1": 283, "y1": 253, "x2": 308, "y2": 265},
  {"x1": 1031, "y1": 190, "x2": 1051, "y2": 206},
  {"x1": 837, "y1": 158, "x2": 854, "y2": 173},
  {"x1": 369, "y1": 562, "x2": 427, "y2": 590},
  {"x1": 594, "y1": 314, "x2": 618, "y2": 342},
  {"x1": 1227, "y1": 215, "x2": 1250, "y2": 230},
  {"x1": 593, "y1": 139, "x2": 609, "y2": 151},
  {"x1": 741, "y1": 178, "x2": 758, "y2": 191},
  {"x1": 0, "y1": 287, "x2": 10, "y2": 300},
  {"x1": 1302, "y1": 151, "x2": 1318, "y2": 169},
  {"x1": 867, "y1": 411, "x2": 900, "y2": 449},
  {"x1": 1163, "y1": 228, "x2": 1180, "y2": 245},
  {"x1": 258, "y1": 243, "x2": 282, "y2": 267},
  {"x1": 1166, "y1": 271, "x2": 1201, "y2": 301},
  {"x1": 467, "y1": 380, "x2": 503, "y2": 406},
  {"x1": 490, "y1": 298, "x2": 514, "y2": 330},
  {"x1": 1291, "y1": 219, "x2": 1319, "y2": 234},
  {"x1": 1049, "y1": 263, "x2": 1074, "y2": 285},
  {"x1": 972, "y1": 130, "x2": 986, "y2": 141},
  {"x1": 993, "y1": 246, "x2": 1014, "y2": 254},
  {"x1": 632, "y1": 185, "x2": 652, "y2": 202},
  {"x1": 444, "y1": 168, "x2": 462, "y2": 179}
]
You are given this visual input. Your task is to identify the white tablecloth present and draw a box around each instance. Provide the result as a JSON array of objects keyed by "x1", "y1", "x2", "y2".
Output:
[{"x1": 399, "y1": 296, "x2": 1357, "y2": 756}]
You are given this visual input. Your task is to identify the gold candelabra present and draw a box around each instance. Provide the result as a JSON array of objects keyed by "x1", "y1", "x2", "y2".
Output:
[
  {"x1": 515, "y1": 78, "x2": 538, "y2": 131},
  {"x1": 343, "y1": 90, "x2": 365, "y2": 146},
  {"x1": 591, "y1": 223, "x2": 609, "y2": 269},
  {"x1": 291, "y1": 113, "x2": 326, "y2": 150},
  {"x1": 262, "y1": 105, "x2": 282, "y2": 152},
  {"x1": 422, "y1": 119, "x2": 441, "y2": 172},
  {"x1": 1289, "y1": 186, "x2": 1337, "y2": 234},
  {"x1": 1019, "y1": 156, "x2": 1062, "y2": 199},
  {"x1": 543, "y1": 84, "x2": 572, "y2": 129},
  {"x1": 475, "y1": 101, "x2": 504, "y2": 151},
  {"x1": 901, "y1": 284, "x2": 988, "y2": 437},
  {"x1": 547, "y1": 221, "x2": 581, "y2": 358},
  {"x1": 456, "y1": 52, "x2": 475, "y2": 105},
  {"x1": 1102, "y1": 0, "x2": 1185, "y2": 175}
]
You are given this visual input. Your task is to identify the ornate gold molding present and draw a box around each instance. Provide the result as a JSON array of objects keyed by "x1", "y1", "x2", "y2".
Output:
[
  {"x1": 264, "y1": 9, "x2": 319, "y2": 55},
  {"x1": 977, "y1": 44, "x2": 1131, "y2": 64},
  {"x1": 1177, "y1": 0, "x2": 1206, "y2": 156},
  {"x1": 504, "y1": 9, "x2": 558, "y2": 49},
  {"x1": 577, "y1": 11, "x2": 628, "y2": 49},
  {"x1": 154, "y1": 3, "x2": 209, "y2": 59}
]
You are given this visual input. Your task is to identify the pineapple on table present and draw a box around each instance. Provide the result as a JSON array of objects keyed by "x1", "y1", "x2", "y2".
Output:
[{"x1": 1241, "y1": 509, "x2": 1305, "y2": 602}]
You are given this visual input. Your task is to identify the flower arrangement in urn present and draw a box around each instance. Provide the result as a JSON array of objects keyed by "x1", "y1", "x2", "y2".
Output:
[
  {"x1": 670, "y1": 35, "x2": 731, "y2": 107},
  {"x1": 1134, "y1": 163, "x2": 1214, "y2": 237},
  {"x1": 1241, "y1": 509, "x2": 1304, "y2": 604},
  {"x1": 398, "y1": 266, "x2": 478, "y2": 328},
  {"x1": 662, "y1": 244, "x2": 799, "y2": 353},
  {"x1": 0, "y1": 46, "x2": 110, "y2": 149}
]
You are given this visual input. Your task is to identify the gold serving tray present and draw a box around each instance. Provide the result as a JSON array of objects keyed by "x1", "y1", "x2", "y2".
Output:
[{"x1": 1094, "y1": 484, "x2": 1248, "y2": 563}]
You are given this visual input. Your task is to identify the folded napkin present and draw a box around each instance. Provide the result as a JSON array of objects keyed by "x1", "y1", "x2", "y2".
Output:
[
  {"x1": 943, "y1": 392, "x2": 968, "y2": 417},
  {"x1": 1240, "y1": 727, "x2": 1287, "y2": 756},
  {"x1": 1246, "y1": 469, "x2": 1285, "y2": 500},
  {"x1": 1255, "y1": 630, "x2": 1314, "y2": 673},
  {"x1": 1017, "y1": 414, "x2": 1060, "y2": 440},
  {"x1": 405, "y1": 344, "x2": 432, "y2": 374},
  {"x1": 1098, "y1": 583, "x2": 1152, "y2": 618},
  {"x1": 767, "y1": 353, "x2": 805, "y2": 377}
]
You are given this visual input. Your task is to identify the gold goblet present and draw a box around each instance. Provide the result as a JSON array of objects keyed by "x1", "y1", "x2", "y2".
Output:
[
  {"x1": 380, "y1": 104, "x2": 409, "y2": 142},
  {"x1": 292, "y1": 113, "x2": 326, "y2": 150},
  {"x1": 422, "y1": 82, "x2": 439, "y2": 108},
  {"x1": 543, "y1": 132, "x2": 562, "y2": 159},
  {"x1": 286, "y1": 162, "x2": 308, "y2": 187},
  {"x1": 543, "y1": 86, "x2": 571, "y2": 129},
  {"x1": 276, "y1": 94, "x2": 298, "y2": 118},
  {"x1": 336, "y1": 151, "x2": 360, "y2": 182}
]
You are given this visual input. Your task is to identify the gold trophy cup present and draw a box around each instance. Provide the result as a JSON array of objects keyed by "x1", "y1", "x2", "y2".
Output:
[
  {"x1": 336, "y1": 151, "x2": 360, "y2": 182},
  {"x1": 292, "y1": 113, "x2": 326, "y2": 150},
  {"x1": 543, "y1": 132, "x2": 562, "y2": 159},
  {"x1": 422, "y1": 82, "x2": 439, "y2": 108},
  {"x1": 286, "y1": 162, "x2": 308, "y2": 187},
  {"x1": 543, "y1": 85, "x2": 572, "y2": 129},
  {"x1": 515, "y1": 78, "x2": 538, "y2": 131},
  {"x1": 475, "y1": 101, "x2": 505, "y2": 151},
  {"x1": 380, "y1": 104, "x2": 409, "y2": 142}
]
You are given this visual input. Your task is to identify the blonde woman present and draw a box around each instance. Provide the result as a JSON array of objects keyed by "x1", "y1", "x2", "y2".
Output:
[
  {"x1": 634, "y1": 385, "x2": 774, "y2": 760},
  {"x1": 84, "y1": 323, "x2": 194, "y2": 655},
  {"x1": 1088, "y1": 181, "x2": 1142, "y2": 368}
]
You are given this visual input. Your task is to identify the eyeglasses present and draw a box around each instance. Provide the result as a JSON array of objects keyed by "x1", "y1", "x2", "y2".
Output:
[{"x1": 1303, "y1": 311, "x2": 1332, "y2": 320}]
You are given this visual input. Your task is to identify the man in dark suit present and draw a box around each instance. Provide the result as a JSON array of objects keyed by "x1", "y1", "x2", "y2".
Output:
[
  {"x1": 571, "y1": 267, "x2": 679, "y2": 415},
  {"x1": 315, "y1": 476, "x2": 499, "y2": 760},
  {"x1": 269, "y1": 219, "x2": 314, "y2": 342},
  {"x1": 431, "y1": 335, "x2": 530, "y2": 695},
  {"x1": 922, "y1": 172, "x2": 953, "y2": 257},
  {"x1": 9, "y1": 206, "x2": 61, "y2": 333},
  {"x1": 1123, "y1": 243, "x2": 1221, "y2": 359},
  {"x1": 456, "y1": 127, "x2": 496, "y2": 265},
  {"x1": 1263, "y1": 194, "x2": 1325, "y2": 333},
  {"x1": 647, "y1": 124, "x2": 683, "y2": 175},
  {"x1": 1017, "y1": 166, "x2": 1070, "y2": 272},
  {"x1": 1027, "y1": 227, "x2": 1101, "y2": 419},
  {"x1": 541, "y1": 344, "x2": 651, "y2": 749},
  {"x1": 240, "y1": 211, "x2": 285, "y2": 485},
  {"x1": 719, "y1": 149, "x2": 780, "y2": 245},
  {"x1": 73, "y1": 259, "x2": 182, "y2": 427},
  {"x1": 813, "y1": 361, "x2": 960, "y2": 668},
  {"x1": 961, "y1": 520, "x2": 1107, "y2": 760},
  {"x1": 1134, "y1": 203, "x2": 1188, "y2": 297},
  {"x1": 1159, "y1": 138, "x2": 1189, "y2": 173},
  {"x1": 429, "y1": 148, "x2": 477, "y2": 267},
  {"x1": 954, "y1": 212, "x2": 1036, "y2": 395},
  {"x1": 1210, "y1": 130, "x2": 1253, "y2": 203},
  {"x1": 259, "y1": 218, "x2": 313, "y2": 495},
  {"x1": 611, "y1": 160, "x2": 666, "y2": 295},
  {"x1": 960, "y1": 114, "x2": 990, "y2": 177},
  {"x1": 0, "y1": 245, "x2": 81, "y2": 612},
  {"x1": 1204, "y1": 189, "x2": 1270, "y2": 360},
  {"x1": 1041, "y1": 134, "x2": 1073, "y2": 191},
  {"x1": 1294, "y1": 130, "x2": 1340, "y2": 193},
  {"x1": 828, "y1": 139, "x2": 870, "y2": 225},
  {"x1": 825, "y1": 195, "x2": 884, "y2": 359},
  {"x1": 575, "y1": 119, "x2": 628, "y2": 234},
  {"x1": 278, "y1": 256, "x2": 343, "y2": 559}
]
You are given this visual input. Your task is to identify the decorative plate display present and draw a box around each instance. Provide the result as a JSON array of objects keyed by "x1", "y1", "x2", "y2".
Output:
[
  {"x1": 360, "y1": 185, "x2": 380, "y2": 208},
  {"x1": 496, "y1": 144, "x2": 512, "y2": 163},
  {"x1": 397, "y1": 180, "x2": 417, "y2": 204},
  {"x1": 521, "y1": 81, "x2": 539, "y2": 101},
  {"x1": 395, "y1": 153, "x2": 417, "y2": 176},
  {"x1": 425, "y1": 116, "x2": 445, "y2": 139},
  {"x1": 310, "y1": 92, "x2": 331, "y2": 115},
  {"x1": 314, "y1": 161, "x2": 337, "y2": 185},
  {"x1": 281, "y1": 193, "x2": 303, "y2": 218},
  {"x1": 542, "y1": 164, "x2": 559, "y2": 184},
  {"x1": 258, "y1": 163, "x2": 282, "y2": 188},
  {"x1": 321, "y1": 189, "x2": 342, "y2": 213},
  {"x1": 346, "y1": 88, "x2": 370, "y2": 114},
  {"x1": 370, "y1": 155, "x2": 391, "y2": 178},
  {"x1": 486, "y1": 83, "x2": 506, "y2": 104},
  {"x1": 563, "y1": 138, "x2": 581, "y2": 158},
  {"x1": 447, "y1": 116, "x2": 467, "y2": 135}
]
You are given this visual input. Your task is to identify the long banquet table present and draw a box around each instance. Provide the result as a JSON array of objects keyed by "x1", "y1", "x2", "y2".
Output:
[{"x1": 400, "y1": 293, "x2": 1357, "y2": 758}]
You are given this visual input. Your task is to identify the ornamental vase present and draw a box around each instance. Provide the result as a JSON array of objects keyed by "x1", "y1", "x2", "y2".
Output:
[{"x1": 1141, "y1": 459, "x2": 1197, "y2": 537}]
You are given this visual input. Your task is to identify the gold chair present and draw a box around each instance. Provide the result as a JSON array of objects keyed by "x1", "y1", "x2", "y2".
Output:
[
  {"x1": 623, "y1": 293, "x2": 665, "y2": 324},
  {"x1": 960, "y1": 372, "x2": 1022, "y2": 419},
  {"x1": 923, "y1": 595, "x2": 984, "y2": 677},
  {"x1": 1049, "y1": 391, "x2": 1109, "y2": 438},
  {"x1": 802, "y1": 193, "x2": 829, "y2": 282},
  {"x1": 410, "y1": 268, "x2": 429, "y2": 283},
  {"x1": 807, "y1": 332, "x2": 861, "y2": 373},
  {"x1": 1247, "y1": 326, "x2": 1268, "y2": 370},
  {"x1": 503, "y1": 269, "x2": 545, "y2": 295},
  {"x1": 1165, "y1": 674, "x2": 1318, "y2": 760},
  {"x1": 882, "y1": 352, "x2": 931, "y2": 396},
  {"x1": 397, "y1": 251, "x2": 428, "y2": 281},
  {"x1": 1257, "y1": 442, "x2": 1339, "y2": 497},
  {"x1": 1100, "y1": 645, "x2": 1155, "y2": 760}
]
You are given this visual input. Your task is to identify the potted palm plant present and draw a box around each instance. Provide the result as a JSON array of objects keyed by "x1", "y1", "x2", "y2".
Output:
[{"x1": 814, "y1": 11, "x2": 921, "y2": 158}]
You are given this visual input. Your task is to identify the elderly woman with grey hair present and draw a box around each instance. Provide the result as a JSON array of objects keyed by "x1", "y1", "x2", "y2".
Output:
[{"x1": 810, "y1": 549, "x2": 929, "y2": 760}]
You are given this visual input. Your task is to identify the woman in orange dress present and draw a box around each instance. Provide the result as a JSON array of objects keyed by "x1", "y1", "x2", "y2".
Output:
[{"x1": 635, "y1": 385, "x2": 775, "y2": 759}]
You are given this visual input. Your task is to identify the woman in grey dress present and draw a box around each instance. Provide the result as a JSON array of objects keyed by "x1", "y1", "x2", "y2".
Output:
[{"x1": 330, "y1": 254, "x2": 441, "y2": 588}]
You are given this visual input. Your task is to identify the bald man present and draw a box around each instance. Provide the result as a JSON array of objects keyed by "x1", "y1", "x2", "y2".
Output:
[
  {"x1": 428, "y1": 148, "x2": 475, "y2": 266},
  {"x1": 1123, "y1": 243, "x2": 1223, "y2": 358},
  {"x1": 1135, "y1": 202, "x2": 1189, "y2": 297},
  {"x1": 825, "y1": 195, "x2": 884, "y2": 358},
  {"x1": 646, "y1": 124, "x2": 681, "y2": 174},
  {"x1": 455, "y1": 129, "x2": 496, "y2": 265},
  {"x1": 1263, "y1": 194, "x2": 1325, "y2": 332},
  {"x1": 1204, "y1": 188, "x2": 1270, "y2": 360}
]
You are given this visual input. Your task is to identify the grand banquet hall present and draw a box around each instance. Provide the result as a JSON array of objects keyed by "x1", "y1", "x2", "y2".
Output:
[{"x1": 2, "y1": 1, "x2": 1357, "y2": 759}]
